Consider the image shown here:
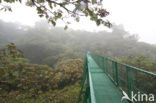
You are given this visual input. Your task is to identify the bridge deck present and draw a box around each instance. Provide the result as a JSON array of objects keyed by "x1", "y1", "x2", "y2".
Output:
[{"x1": 88, "y1": 55, "x2": 125, "y2": 103}]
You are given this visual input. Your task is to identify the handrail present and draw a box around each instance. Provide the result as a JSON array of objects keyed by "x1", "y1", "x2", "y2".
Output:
[
  {"x1": 106, "y1": 57, "x2": 156, "y2": 77},
  {"x1": 90, "y1": 52, "x2": 156, "y2": 101},
  {"x1": 77, "y1": 52, "x2": 156, "y2": 103}
]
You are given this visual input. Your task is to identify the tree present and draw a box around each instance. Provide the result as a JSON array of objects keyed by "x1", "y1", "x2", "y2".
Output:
[
  {"x1": 53, "y1": 58, "x2": 83, "y2": 88},
  {"x1": 0, "y1": 0, "x2": 111, "y2": 28}
]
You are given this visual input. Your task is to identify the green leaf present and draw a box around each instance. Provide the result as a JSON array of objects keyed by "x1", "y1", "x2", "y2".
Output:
[
  {"x1": 46, "y1": 14, "x2": 49, "y2": 19},
  {"x1": 37, "y1": 7, "x2": 43, "y2": 14},
  {"x1": 64, "y1": 25, "x2": 68, "y2": 30},
  {"x1": 48, "y1": 3, "x2": 53, "y2": 9},
  {"x1": 19, "y1": 0, "x2": 21, "y2": 3},
  {"x1": 92, "y1": 0, "x2": 96, "y2": 4},
  {"x1": 76, "y1": 17, "x2": 80, "y2": 22},
  {"x1": 39, "y1": 14, "x2": 44, "y2": 17},
  {"x1": 57, "y1": 13, "x2": 62, "y2": 18},
  {"x1": 96, "y1": 19, "x2": 101, "y2": 26},
  {"x1": 50, "y1": 19, "x2": 56, "y2": 26},
  {"x1": 87, "y1": 8, "x2": 93, "y2": 16}
]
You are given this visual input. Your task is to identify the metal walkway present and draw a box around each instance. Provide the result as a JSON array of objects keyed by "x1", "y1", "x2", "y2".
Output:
[
  {"x1": 87, "y1": 55, "x2": 123, "y2": 103},
  {"x1": 77, "y1": 53, "x2": 156, "y2": 103}
]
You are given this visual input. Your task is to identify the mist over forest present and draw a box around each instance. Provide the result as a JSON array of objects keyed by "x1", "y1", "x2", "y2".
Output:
[
  {"x1": 0, "y1": 20, "x2": 156, "y2": 103},
  {"x1": 1, "y1": 20, "x2": 156, "y2": 64}
]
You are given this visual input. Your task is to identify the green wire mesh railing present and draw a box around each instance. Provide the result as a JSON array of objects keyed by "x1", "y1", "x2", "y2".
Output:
[
  {"x1": 77, "y1": 53, "x2": 156, "y2": 103},
  {"x1": 90, "y1": 53, "x2": 156, "y2": 102}
]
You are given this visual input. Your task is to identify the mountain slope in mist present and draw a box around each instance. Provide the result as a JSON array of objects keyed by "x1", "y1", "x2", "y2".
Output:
[{"x1": 0, "y1": 20, "x2": 156, "y2": 65}]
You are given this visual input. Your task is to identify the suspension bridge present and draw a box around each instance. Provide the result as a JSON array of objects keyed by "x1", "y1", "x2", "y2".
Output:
[{"x1": 77, "y1": 53, "x2": 156, "y2": 103}]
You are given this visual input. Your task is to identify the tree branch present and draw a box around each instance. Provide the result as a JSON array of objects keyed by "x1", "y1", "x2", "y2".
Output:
[{"x1": 46, "y1": 0, "x2": 73, "y2": 14}]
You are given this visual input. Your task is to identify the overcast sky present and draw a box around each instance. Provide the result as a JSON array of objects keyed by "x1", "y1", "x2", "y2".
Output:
[{"x1": 0, "y1": 0, "x2": 156, "y2": 44}]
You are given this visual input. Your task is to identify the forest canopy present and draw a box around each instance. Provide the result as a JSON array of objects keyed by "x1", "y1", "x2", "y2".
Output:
[
  {"x1": 0, "y1": 20, "x2": 156, "y2": 62},
  {"x1": 0, "y1": 20, "x2": 156, "y2": 103}
]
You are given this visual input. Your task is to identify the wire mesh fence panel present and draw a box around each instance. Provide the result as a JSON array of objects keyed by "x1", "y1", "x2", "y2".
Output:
[
  {"x1": 118, "y1": 63, "x2": 128, "y2": 93},
  {"x1": 90, "y1": 53, "x2": 156, "y2": 103}
]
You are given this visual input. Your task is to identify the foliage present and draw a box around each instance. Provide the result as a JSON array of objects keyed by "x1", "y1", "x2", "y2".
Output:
[
  {"x1": 0, "y1": 0, "x2": 111, "y2": 28},
  {"x1": 0, "y1": 44, "x2": 83, "y2": 103},
  {"x1": 0, "y1": 44, "x2": 53, "y2": 92},
  {"x1": 0, "y1": 43, "x2": 24, "y2": 63},
  {"x1": 118, "y1": 55, "x2": 156, "y2": 72},
  {"x1": 14, "y1": 22, "x2": 156, "y2": 66},
  {"x1": 1, "y1": 20, "x2": 156, "y2": 68},
  {"x1": 53, "y1": 58, "x2": 83, "y2": 88},
  {"x1": 0, "y1": 21, "x2": 156, "y2": 102},
  {"x1": 0, "y1": 82, "x2": 82, "y2": 103}
]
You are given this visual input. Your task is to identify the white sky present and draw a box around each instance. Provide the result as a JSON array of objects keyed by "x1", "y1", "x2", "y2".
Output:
[{"x1": 0, "y1": 0, "x2": 156, "y2": 44}]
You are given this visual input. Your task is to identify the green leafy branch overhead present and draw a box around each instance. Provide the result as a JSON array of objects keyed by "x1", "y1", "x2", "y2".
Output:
[{"x1": 0, "y1": 0, "x2": 111, "y2": 29}]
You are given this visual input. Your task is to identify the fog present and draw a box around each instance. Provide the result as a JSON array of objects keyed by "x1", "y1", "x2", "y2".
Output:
[
  {"x1": 1, "y1": 20, "x2": 156, "y2": 66},
  {"x1": 1, "y1": 0, "x2": 156, "y2": 101},
  {"x1": 0, "y1": 19, "x2": 156, "y2": 103}
]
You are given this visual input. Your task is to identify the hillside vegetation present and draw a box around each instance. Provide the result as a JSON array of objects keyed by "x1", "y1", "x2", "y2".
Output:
[{"x1": 0, "y1": 20, "x2": 156, "y2": 102}]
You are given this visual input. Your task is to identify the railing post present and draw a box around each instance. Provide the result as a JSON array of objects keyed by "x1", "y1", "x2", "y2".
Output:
[
  {"x1": 102, "y1": 57, "x2": 104, "y2": 71},
  {"x1": 126, "y1": 66, "x2": 132, "y2": 99},
  {"x1": 107, "y1": 59, "x2": 110, "y2": 75},
  {"x1": 115, "y1": 62, "x2": 119, "y2": 86},
  {"x1": 105, "y1": 58, "x2": 107, "y2": 73},
  {"x1": 103, "y1": 57, "x2": 105, "y2": 72},
  {"x1": 112, "y1": 61, "x2": 115, "y2": 81}
]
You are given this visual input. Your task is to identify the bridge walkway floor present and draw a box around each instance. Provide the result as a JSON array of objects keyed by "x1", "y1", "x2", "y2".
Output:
[{"x1": 87, "y1": 55, "x2": 127, "y2": 103}]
